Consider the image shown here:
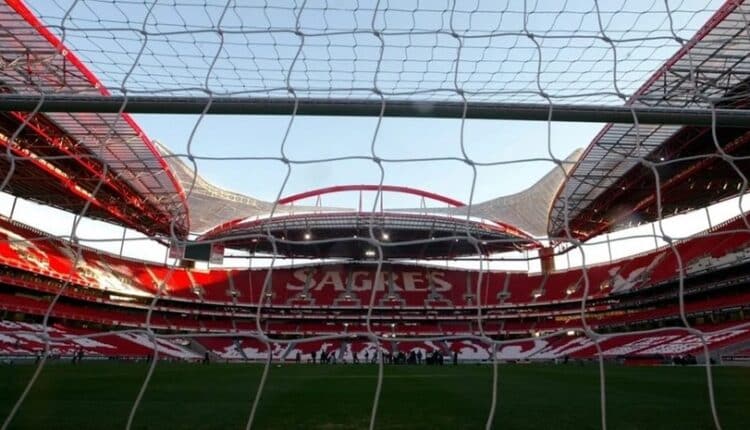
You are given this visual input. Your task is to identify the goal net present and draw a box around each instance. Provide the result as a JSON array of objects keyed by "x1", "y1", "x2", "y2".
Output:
[{"x1": 0, "y1": 0, "x2": 749, "y2": 429}]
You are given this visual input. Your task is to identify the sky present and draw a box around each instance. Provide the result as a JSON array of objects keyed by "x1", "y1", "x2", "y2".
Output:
[
  {"x1": 2, "y1": 0, "x2": 740, "y2": 271},
  {"x1": 132, "y1": 114, "x2": 598, "y2": 207}
]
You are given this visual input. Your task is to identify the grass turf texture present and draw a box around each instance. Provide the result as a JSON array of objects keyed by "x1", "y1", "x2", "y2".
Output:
[{"x1": 0, "y1": 362, "x2": 749, "y2": 429}]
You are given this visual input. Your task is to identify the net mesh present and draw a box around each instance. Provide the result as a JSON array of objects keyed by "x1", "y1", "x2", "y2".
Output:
[
  {"x1": 1, "y1": 0, "x2": 749, "y2": 429},
  {"x1": 15, "y1": 0, "x2": 734, "y2": 103}
]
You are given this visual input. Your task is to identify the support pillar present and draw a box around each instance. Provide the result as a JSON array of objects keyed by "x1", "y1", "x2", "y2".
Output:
[
  {"x1": 118, "y1": 227, "x2": 127, "y2": 257},
  {"x1": 539, "y1": 246, "x2": 555, "y2": 274},
  {"x1": 8, "y1": 196, "x2": 17, "y2": 221}
]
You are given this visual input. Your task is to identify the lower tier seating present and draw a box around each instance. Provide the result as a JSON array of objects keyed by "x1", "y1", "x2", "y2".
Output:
[
  {"x1": 190, "y1": 321, "x2": 750, "y2": 362},
  {"x1": 0, "y1": 320, "x2": 200, "y2": 360}
]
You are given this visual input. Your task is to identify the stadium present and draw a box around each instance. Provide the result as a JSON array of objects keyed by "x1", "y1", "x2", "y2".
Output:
[{"x1": 1, "y1": 0, "x2": 750, "y2": 429}]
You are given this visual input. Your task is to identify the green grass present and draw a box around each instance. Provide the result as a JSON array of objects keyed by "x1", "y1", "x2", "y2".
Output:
[{"x1": 0, "y1": 362, "x2": 748, "y2": 429}]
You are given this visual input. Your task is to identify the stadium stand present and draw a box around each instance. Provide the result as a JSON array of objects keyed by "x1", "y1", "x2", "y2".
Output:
[
  {"x1": 184, "y1": 322, "x2": 750, "y2": 363},
  {"x1": 0, "y1": 320, "x2": 198, "y2": 360},
  {"x1": 2, "y1": 215, "x2": 750, "y2": 312},
  {"x1": 2, "y1": 207, "x2": 750, "y2": 342}
]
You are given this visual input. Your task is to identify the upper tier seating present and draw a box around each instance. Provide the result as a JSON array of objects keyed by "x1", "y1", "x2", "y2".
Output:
[
  {"x1": 1, "y1": 215, "x2": 750, "y2": 310},
  {"x1": 1, "y1": 214, "x2": 750, "y2": 346}
]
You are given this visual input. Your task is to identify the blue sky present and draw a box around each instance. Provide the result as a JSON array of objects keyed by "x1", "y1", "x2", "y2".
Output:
[{"x1": 134, "y1": 113, "x2": 599, "y2": 207}]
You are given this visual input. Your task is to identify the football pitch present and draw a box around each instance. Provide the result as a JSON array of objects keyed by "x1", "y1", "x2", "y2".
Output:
[{"x1": 1, "y1": 362, "x2": 749, "y2": 429}]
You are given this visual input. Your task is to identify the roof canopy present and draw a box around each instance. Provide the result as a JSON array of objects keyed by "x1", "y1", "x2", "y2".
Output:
[
  {"x1": 548, "y1": 0, "x2": 750, "y2": 241},
  {"x1": 198, "y1": 210, "x2": 539, "y2": 260},
  {"x1": 0, "y1": 1, "x2": 188, "y2": 237},
  {"x1": 197, "y1": 184, "x2": 539, "y2": 259}
]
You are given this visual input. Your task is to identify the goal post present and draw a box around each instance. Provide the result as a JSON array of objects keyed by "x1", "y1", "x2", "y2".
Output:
[{"x1": 1, "y1": 94, "x2": 749, "y2": 126}]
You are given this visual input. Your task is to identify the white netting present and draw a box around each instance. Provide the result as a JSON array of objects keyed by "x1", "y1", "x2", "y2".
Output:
[
  {"x1": 11, "y1": 0, "x2": 737, "y2": 103},
  {"x1": 1, "y1": 0, "x2": 750, "y2": 429}
]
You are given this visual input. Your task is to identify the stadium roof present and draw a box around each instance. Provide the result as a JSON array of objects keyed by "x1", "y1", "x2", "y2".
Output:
[
  {"x1": 416, "y1": 150, "x2": 582, "y2": 238},
  {"x1": 158, "y1": 139, "x2": 582, "y2": 240},
  {"x1": 197, "y1": 211, "x2": 539, "y2": 259},
  {"x1": 0, "y1": 0, "x2": 189, "y2": 237},
  {"x1": 155, "y1": 141, "x2": 345, "y2": 234},
  {"x1": 548, "y1": 0, "x2": 750, "y2": 241},
  {"x1": 196, "y1": 184, "x2": 542, "y2": 259}
]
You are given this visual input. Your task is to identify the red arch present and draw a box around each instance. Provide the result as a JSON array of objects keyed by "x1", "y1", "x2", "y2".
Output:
[{"x1": 278, "y1": 185, "x2": 466, "y2": 207}]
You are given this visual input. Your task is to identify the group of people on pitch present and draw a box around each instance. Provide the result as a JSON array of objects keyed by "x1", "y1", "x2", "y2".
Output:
[{"x1": 295, "y1": 349, "x2": 460, "y2": 365}]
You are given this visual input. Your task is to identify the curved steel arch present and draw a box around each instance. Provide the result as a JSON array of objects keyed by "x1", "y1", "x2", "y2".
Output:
[{"x1": 277, "y1": 185, "x2": 466, "y2": 208}]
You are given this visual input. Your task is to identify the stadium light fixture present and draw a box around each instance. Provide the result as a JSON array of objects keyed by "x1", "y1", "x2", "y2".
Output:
[
  {"x1": 303, "y1": 232, "x2": 312, "y2": 240},
  {"x1": 365, "y1": 249, "x2": 376, "y2": 257},
  {"x1": 381, "y1": 232, "x2": 389, "y2": 240},
  {"x1": 567, "y1": 330, "x2": 576, "y2": 336}
]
